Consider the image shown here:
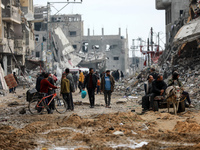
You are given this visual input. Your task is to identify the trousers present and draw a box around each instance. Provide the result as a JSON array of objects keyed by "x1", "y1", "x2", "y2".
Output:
[
  {"x1": 104, "y1": 90, "x2": 112, "y2": 106},
  {"x1": 87, "y1": 88, "x2": 95, "y2": 107}
]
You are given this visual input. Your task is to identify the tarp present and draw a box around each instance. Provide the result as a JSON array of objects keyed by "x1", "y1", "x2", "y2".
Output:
[
  {"x1": 173, "y1": 17, "x2": 200, "y2": 44},
  {"x1": 0, "y1": 64, "x2": 8, "y2": 90}
]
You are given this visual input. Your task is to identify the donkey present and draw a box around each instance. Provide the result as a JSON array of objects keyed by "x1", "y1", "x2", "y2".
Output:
[{"x1": 165, "y1": 86, "x2": 182, "y2": 115}]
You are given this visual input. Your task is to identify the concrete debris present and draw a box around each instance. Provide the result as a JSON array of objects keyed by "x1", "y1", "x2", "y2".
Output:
[{"x1": 113, "y1": 131, "x2": 124, "y2": 136}]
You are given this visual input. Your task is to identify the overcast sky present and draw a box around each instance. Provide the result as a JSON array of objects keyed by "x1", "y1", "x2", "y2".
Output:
[{"x1": 33, "y1": 0, "x2": 165, "y2": 56}]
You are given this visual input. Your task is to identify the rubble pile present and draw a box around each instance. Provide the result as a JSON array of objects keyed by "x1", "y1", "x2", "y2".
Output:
[{"x1": 114, "y1": 68, "x2": 149, "y2": 96}]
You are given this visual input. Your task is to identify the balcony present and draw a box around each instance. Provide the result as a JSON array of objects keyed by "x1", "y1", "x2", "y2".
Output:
[
  {"x1": 2, "y1": 6, "x2": 21, "y2": 24},
  {"x1": 156, "y1": 0, "x2": 171, "y2": 10}
]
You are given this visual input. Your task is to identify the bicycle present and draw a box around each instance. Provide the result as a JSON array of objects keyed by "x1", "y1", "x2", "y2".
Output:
[{"x1": 28, "y1": 90, "x2": 67, "y2": 114}]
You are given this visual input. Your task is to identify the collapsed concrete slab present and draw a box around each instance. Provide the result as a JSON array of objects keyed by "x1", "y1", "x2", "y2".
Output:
[{"x1": 173, "y1": 17, "x2": 200, "y2": 45}]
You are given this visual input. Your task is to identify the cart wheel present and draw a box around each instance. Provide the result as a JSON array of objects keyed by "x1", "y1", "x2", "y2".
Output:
[
  {"x1": 153, "y1": 101, "x2": 159, "y2": 111},
  {"x1": 178, "y1": 100, "x2": 185, "y2": 112}
]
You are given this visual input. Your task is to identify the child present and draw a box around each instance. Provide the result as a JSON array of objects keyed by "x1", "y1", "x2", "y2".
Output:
[{"x1": 97, "y1": 79, "x2": 101, "y2": 94}]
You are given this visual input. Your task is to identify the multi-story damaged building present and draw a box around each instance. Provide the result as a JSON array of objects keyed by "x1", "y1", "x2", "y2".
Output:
[
  {"x1": 33, "y1": 7, "x2": 129, "y2": 74},
  {"x1": 156, "y1": 0, "x2": 189, "y2": 47},
  {"x1": 80, "y1": 28, "x2": 129, "y2": 73},
  {"x1": 0, "y1": 0, "x2": 34, "y2": 75},
  {"x1": 156, "y1": 0, "x2": 200, "y2": 74}
]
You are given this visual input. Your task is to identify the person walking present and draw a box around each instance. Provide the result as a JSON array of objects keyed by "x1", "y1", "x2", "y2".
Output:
[
  {"x1": 13, "y1": 72, "x2": 18, "y2": 93},
  {"x1": 65, "y1": 68, "x2": 75, "y2": 110},
  {"x1": 96, "y1": 78, "x2": 101, "y2": 94},
  {"x1": 78, "y1": 70, "x2": 84, "y2": 93},
  {"x1": 83, "y1": 68, "x2": 97, "y2": 108},
  {"x1": 101, "y1": 70, "x2": 115, "y2": 108},
  {"x1": 61, "y1": 73, "x2": 74, "y2": 110},
  {"x1": 73, "y1": 72, "x2": 79, "y2": 91}
]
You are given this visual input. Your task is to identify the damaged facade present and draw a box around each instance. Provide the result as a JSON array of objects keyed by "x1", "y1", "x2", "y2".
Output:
[
  {"x1": 34, "y1": 6, "x2": 129, "y2": 74},
  {"x1": 0, "y1": 0, "x2": 34, "y2": 76}
]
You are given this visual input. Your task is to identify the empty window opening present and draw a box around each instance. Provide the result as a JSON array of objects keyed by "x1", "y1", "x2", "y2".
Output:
[
  {"x1": 36, "y1": 52, "x2": 40, "y2": 57},
  {"x1": 35, "y1": 35, "x2": 39, "y2": 42},
  {"x1": 106, "y1": 45, "x2": 110, "y2": 51},
  {"x1": 69, "y1": 31, "x2": 77, "y2": 37},
  {"x1": 114, "y1": 57, "x2": 119, "y2": 60},
  {"x1": 92, "y1": 45, "x2": 99, "y2": 49},
  {"x1": 72, "y1": 45, "x2": 77, "y2": 50},
  {"x1": 82, "y1": 42, "x2": 88, "y2": 52}
]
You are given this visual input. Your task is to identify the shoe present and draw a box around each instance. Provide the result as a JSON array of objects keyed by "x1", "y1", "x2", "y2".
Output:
[
  {"x1": 105, "y1": 105, "x2": 108, "y2": 108},
  {"x1": 189, "y1": 104, "x2": 194, "y2": 108},
  {"x1": 108, "y1": 106, "x2": 111, "y2": 108}
]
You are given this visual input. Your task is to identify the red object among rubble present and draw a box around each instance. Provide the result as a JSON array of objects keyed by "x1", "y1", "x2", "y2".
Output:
[
  {"x1": 4, "y1": 74, "x2": 18, "y2": 89},
  {"x1": 140, "y1": 45, "x2": 163, "y2": 64}
]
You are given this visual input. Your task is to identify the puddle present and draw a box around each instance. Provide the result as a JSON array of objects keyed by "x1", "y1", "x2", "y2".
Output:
[
  {"x1": 40, "y1": 127, "x2": 83, "y2": 135},
  {"x1": 109, "y1": 140, "x2": 148, "y2": 149},
  {"x1": 36, "y1": 146, "x2": 89, "y2": 150}
]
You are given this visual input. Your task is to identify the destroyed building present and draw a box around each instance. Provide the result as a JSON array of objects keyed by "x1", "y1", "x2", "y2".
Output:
[
  {"x1": 156, "y1": 0, "x2": 200, "y2": 77},
  {"x1": 0, "y1": 0, "x2": 34, "y2": 75},
  {"x1": 33, "y1": 6, "x2": 129, "y2": 74}
]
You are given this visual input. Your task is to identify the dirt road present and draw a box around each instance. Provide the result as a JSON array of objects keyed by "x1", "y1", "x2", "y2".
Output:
[{"x1": 0, "y1": 87, "x2": 200, "y2": 150}]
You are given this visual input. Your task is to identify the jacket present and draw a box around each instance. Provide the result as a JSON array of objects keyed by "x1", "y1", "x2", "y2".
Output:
[
  {"x1": 36, "y1": 76, "x2": 44, "y2": 92},
  {"x1": 40, "y1": 79, "x2": 57, "y2": 94},
  {"x1": 66, "y1": 73, "x2": 75, "y2": 92},
  {"x1": 79, "y1": 72, "x2": 84, "y2": 83},
  {"x1": 152, "y1": 80, "x2": 167, "y2": 95},
  {"x1": 48, "y1": 77, "x2": 55, "y2": 94},
  {"x1": 144, "y1": 81, "x2": 153, "y2": 95},
  {"x1": 61, "y1": 78, "x2": 71, "y2": 94},
  {"x1": 101, "y1": 74, "x2": 115, "y2": 92},
  {"x1": 83, "y1": 73, "x2": 97, "y2": 89}
]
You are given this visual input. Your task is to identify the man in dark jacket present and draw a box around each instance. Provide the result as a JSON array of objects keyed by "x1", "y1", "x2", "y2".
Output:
[
  {"x1": 36, "y1": 72, "x2": 45, "y2": 92},
  {"x1": 83, "y1": 68, "x2": 97, "y2": 108},
  {"x1": 101, "y1": 70, "x2": 115, "y2": 108},
  {"x1": 142, "y1": 75, "x2": 154, "y2": 112},
  {"x1": 152, "y1": 75, "x2": 167, "y2": 97}
]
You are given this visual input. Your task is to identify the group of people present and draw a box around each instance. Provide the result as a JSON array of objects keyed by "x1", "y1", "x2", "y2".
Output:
[
  {"x1": 35, "y1": 68, "x2": 116, "y2": 114},
  {"x1": 142, "y1": 68, "x2": 194, "y2": 113}
]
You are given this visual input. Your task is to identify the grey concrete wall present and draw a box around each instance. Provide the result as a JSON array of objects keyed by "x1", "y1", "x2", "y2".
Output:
[{"x1": 82, "y1": 34, "x2": 128, "y2": 74}]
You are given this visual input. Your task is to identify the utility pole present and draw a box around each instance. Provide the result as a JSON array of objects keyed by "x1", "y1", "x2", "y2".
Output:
[
  {"x1": 151, "y1": 27, "x2": 153, "y2": 52},
  {"x1": 147, "y1": 38, "x2": 150, "y2": 67},
  {"x1": 158, "y1": 32, "x2": 160, "y2": 52}
]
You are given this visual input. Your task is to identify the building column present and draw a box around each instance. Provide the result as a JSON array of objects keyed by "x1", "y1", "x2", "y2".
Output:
[{"x1": 3, "y1": 55, "x2": 7, "y2": 75}]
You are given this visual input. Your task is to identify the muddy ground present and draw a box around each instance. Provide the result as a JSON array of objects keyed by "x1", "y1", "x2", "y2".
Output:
[{"x1": 0, "y1": 87, "x2": 200, "y2": 150}]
